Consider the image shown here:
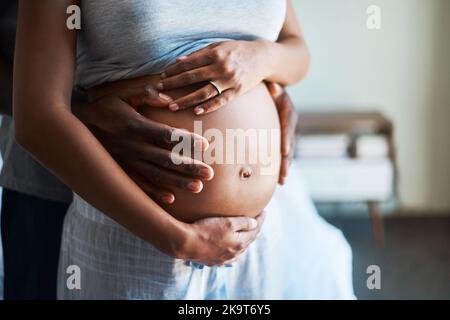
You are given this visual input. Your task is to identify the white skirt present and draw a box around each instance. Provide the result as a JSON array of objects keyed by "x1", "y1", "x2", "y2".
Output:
[{"x1": 57, "y1": 162, "x2": 356, "y2": 300}]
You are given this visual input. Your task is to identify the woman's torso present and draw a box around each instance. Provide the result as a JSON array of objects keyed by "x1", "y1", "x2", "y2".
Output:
[{"x1": 78, "y1": 0, "x2": 286, "y2": 221}]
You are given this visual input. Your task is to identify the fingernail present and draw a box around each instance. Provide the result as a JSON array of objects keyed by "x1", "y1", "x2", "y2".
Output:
[
  {"x1": 159, "y1": 92, "x2": 173, "y2": 102},
  {"x1": 160, "y1": 72, "x2": 167, "y2": 79},
  {"x1": 162, "y1": 194, "x2": 175, "y2": 204},
  {"x1": 194, "y1": 107, "x2": 205, "y2": 115},
  {"x1": 156, "y1": 82, "x2": 164, "y2": 90},
  {"x1": 249, "y1": 218, "x2": 258, "y2": 229},
  {"x1": 187, "y1": 181, "x2": 203, "y2": 192},
  {"x1": 199, "y1": 167, "x2": 213, "y2": 180},
  {"x1": 177, "y1": 56, "x2": 188, "y2": 61},
  {"x1": 169, "y1": 103, "x2": 179, "y2": 111}
]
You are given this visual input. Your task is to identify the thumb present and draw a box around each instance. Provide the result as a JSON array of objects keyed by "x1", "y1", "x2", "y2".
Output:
[
  {"x1": 279, "y1": 107, "x2": 291, "y2": 157},
  {"x1": 266, "y1": 82, "x2": 284, "y2": 99},
  {"x1": 120, "y1": 85, "x2": 173, "y2": 108},
  {"x1": 228, "y1": 216, "x2": 258, "y2": 232}
]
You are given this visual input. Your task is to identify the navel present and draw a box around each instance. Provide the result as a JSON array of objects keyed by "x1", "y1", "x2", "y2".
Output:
[{"x1": 239, "y1": 166, "x2": 253, "y2": 180}]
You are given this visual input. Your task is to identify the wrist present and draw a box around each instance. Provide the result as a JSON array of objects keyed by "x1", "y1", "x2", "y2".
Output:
[
  {"x1": 169, "y1": 219, "x2": 198, "y2": 259},
  {"x1": 255, "y1": 40, "x2": 279, "y2": 81}
]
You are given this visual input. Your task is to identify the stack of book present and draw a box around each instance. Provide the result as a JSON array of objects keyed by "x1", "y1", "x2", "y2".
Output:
[
  {"x1": 295, "y1": 133, "x2": 393, "y2": 202},
  {"x1": 296, "y1": 134, "x2": 350, "y2": 158}
]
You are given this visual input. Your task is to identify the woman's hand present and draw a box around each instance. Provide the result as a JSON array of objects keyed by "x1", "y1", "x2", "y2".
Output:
[
  {"x1": 74, "y1": 85, "x2": 214, "y2": 205},
  {"x1": 266, "y1": 82, "x2": 298, "y2": 185},
  {"x1": 157, "y1": 40, "x2": 270, "y2": 115},
  {"x1": 175, "y1": 212, "x2": 266, "y2": 266},
  {"x1": 157, "y1": 0, "x2": 310, "y2": 116}
]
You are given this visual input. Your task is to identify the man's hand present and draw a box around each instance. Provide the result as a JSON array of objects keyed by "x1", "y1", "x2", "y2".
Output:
[
  {"x1": 76, "y1": 85, "x2": 265, "y2": 265},
  {"x1": 266, "y1": 82, "x2": 298, "y2": 185},
  {"x1": 74, "y1": 85, "x2": 214, "y2": 204},
  {"x1": 176, "y1": 212, "x2": 266, "y2": 266}
]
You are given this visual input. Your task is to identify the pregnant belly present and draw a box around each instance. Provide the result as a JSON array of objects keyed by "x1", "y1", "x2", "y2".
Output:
[{"x1": 91, "y1": 77, "x2": 281, "y2": 222}]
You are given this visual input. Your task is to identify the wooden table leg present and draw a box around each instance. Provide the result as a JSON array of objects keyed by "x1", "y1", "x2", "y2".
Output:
[{"x1": 368, "y1": 201, "x2": 385, "y2": 248}]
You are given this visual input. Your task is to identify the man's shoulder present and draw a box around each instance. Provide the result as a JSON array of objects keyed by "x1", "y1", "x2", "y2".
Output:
[{"x1": 0, "y1": 1, "x2": 17, "y2": 63}]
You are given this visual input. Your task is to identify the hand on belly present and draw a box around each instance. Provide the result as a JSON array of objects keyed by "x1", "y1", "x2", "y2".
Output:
[{"x1": 139, "y1": 83, "x2": 281, "y2": 222}]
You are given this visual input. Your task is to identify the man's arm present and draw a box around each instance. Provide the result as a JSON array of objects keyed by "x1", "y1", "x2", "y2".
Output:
[
  {"x1": 72, "y1": 86, "x2": 213, "y2": 204},
  {"x1": 73, "y1": 84, "x2": 266, "y2": 266},
  {"x1": 14, "y1": 0, "x2": 264, "y2": 266},
  {"x1": 0, "y1": 57, "x2": 13, "y2": 116}
]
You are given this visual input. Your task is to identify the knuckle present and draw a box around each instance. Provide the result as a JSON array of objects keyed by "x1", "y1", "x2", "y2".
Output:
[
  {"x1": 217, "y1": 96, "x2": 227, "y2": 107},
  {"x1": 193, "y1": 164, "x2": 204, "y2": 175},
  {"x1": 184, "y1": 73, "x2": 196, "y2": 83},
  {"x1": 182, "y1": 61, "x2": 194, "y2": 71},
  {"x1": 226, "y1": 91, "x2": 235, "y2": 102},
  {"x1": 203, "y1": 99, "x2": 215, "y2": 110},
  {"x1": 144, "y1": 86, "x2": 157, "y2": 98},
  {"x1": 199, "y1": 89, "x2": 211, "y2": 100},
  {"x1": 176, "y1": 177, "x2": 189, "y2": 189},
  {"x1": 225, "y1": 219, "x2": 233, "y2": 229},
  {"x1": 180, "y1": 62, "x2": 189, "y2": 72},
  {"x1": 205, "y1": 95, "x2": 223, "y2": 109},
  {"x1": 233, "y1": 81, "x2": 243, "y2": 92},
  {"x1": 157, "y1": 154, "x2": 172, "y2": 169},
  {"x1": 230, "y1": 72, "x2": 241, "y2": 85},
  {"x1": 235, "y1": 242, "x2": 245, "y2": 251},
  {"x1": 147, "y1": 188, "x2": 160, "y2": 199},
  {"x1": 228, "y1": 73, "x2": 237, "y2": 83},
  {"x1": 183, "y1": 162, "x2": 198, "y2": 175},
  {"x1": 149, "y1": 168, "x2": 162, "y2": 184},
  {"x1": 123, "y1": 119, "x2": 141, "y2": 136},
  {"x1": 210, "y1": 48, "x2": 221, "y2": 60},
  {"x1": 222, "y1": 62, "x2": 233, "y2": 75},
  {"x1": 218, "y1": 64, "x2": 227, "y2": 74},
  {"x1": 163, "y1": 127, "x2": 176, "y2": 144},
  {"x1": 224, "y1": 256, "x2": 235, "y2": 264}
]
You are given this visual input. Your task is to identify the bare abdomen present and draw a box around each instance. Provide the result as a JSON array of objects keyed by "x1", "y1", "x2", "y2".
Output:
[
  {"x1": 90, "y1": 76, "x2": 281, "y2": 223},
  {"x1": 140, "y1": 83, "x2": 281, "y2": 222}
]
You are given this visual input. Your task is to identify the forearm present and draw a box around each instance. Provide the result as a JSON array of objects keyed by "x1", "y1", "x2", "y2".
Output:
[
  {"x1": 259, "y1": 0, "x2": 310, "y2": 86},
  {"x1": 260, "y1": 37, "x2": 310, "y2": 86},
  {"x1": 14, "y1": 104, "x2": 185, "y2": 254},
  {"x1": 13, "y1": 0, "x2": 188, "y2": 257},
  {"x1": 0, "y1": 57, "x2": 13, "y2": 116}
]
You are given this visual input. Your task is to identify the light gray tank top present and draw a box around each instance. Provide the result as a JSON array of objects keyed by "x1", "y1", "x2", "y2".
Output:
[{"x1": 76, "y1": 0, "x2": 287, "y2": 88}]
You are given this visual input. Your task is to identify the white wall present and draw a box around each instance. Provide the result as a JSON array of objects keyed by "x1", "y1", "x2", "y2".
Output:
[{"x1": 289, "y1": 0, "x2": 450, "y2": 211}]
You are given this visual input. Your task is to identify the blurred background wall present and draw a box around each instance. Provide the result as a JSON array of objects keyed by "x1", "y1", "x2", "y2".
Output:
[{"x1": 289, "y1": 0, "x2": 450, "y2": 212}]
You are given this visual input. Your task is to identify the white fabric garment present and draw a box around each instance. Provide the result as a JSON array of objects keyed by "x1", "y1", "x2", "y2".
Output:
[
  {"x1": 57, "y1": 160, "x2": 355, "y2": 300},
  {"x1": 226, "y1": 161, "x2": 356, "y2": 299}
]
